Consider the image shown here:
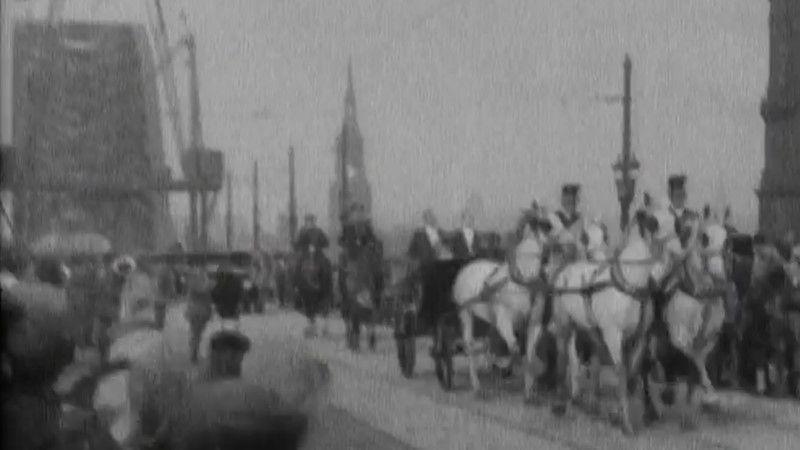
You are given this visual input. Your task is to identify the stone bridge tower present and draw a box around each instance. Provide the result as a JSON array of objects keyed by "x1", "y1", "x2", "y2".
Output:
[{"x1": 758, "y1": 0, "x2": 800, "y2": 239}]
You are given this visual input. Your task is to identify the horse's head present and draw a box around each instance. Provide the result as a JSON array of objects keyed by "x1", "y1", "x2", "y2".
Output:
[
  {"x1": 693, "y1": 222, "x2": 729, "y2": 282},
  {"x1": 580, "y1": 219, "x2": 609, "y2": 261},
  {"x1": 631, "y1": 208, "x2": 664, "y2": 247},
  {"x1": 514, "y1": 229, "x2": 547, "y2": 283}
]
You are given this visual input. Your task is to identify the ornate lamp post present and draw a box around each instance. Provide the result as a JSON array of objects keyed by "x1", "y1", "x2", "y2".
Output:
[
  {"x1": 613, "y1": 153, "x2": 640, "y2": 231},
  {"x1": 612, "y1": 55, "x2": 641, "y2": 231}
]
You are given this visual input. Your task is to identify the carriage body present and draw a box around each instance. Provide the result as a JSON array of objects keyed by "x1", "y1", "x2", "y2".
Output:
[{"x1": 393, "y1": 257, "x2": 498, "y2": 389}]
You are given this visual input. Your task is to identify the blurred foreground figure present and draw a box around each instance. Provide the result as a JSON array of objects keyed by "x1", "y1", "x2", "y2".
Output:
[
  {"x1": 150, "y1": 330, "x2": 312, "y2": 450},
  {"x1": 185, "y1": 269, "x2": 214, "y2": 363},
  {"x1": 1, "y1": 246, "x2": 77, "y2": 450}
]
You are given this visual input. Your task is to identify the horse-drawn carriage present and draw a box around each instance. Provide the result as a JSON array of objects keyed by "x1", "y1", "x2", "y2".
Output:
[{"x1": 393, "y1": 257, "x2": 502, "y2": 390}]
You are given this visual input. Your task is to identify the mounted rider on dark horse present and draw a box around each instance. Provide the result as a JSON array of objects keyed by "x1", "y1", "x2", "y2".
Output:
[
  {"x1": 339, "y1": 203, "x2": 383, "y2": 351},
  {"x1": 293, "y1": 214, "x2": 334, "y2": 337}
]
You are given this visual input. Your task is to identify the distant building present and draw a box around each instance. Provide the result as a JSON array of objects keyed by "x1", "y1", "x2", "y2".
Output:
[
  {"x1": 328, "y1": 59, "x2": 373, "y2": 244},
  {"x1": 758, "y1": 0, "x2": 800, "y2": 239}
]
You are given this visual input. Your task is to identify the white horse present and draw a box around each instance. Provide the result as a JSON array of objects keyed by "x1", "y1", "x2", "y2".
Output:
[
  {"x1": 642, "y1": 207, "x2": 730, "y2": 427},
  {"x1": 523, "y1": 219, "x2": 611, "y2": 404},
  {"x1": 545, "y1": 209, "x2": 662, "y2": 435},
  {"x1": 451, "y1": 217, "x2": 550, "y2": 394}
]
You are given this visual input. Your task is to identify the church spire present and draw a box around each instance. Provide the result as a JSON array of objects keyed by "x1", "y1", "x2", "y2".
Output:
[{"x1": 345, "y1": 57, "x2": 357, "y2": 123}]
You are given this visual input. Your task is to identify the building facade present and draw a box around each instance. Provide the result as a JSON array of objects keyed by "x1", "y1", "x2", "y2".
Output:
[
  {"x1": 759, "y1": 0, "x2": 800, "y2": 239},
  {"x1": 328, "y1": 60, "x2": 373, "y2": 242}
]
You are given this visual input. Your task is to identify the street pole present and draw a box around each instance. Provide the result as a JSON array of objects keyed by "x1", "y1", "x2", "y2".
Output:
[
  {"x1": 187, "y1": 32, "x2": 204, "y2": 250},
  {"x1": 620, "y1": 54, "x2": 633, "y2": 231},
  {"x1": 225, "y1": 173, "x2": 232, "y2": 250},
  {"x1": 340, "y1": 124, "x2": 349, "y2": 228},
  {"x1": 288, "y1": 146, "x2": 297, "y2": 244},
  {"x1": 253, "y1": 160, "x2": 260, "y2": 251}
]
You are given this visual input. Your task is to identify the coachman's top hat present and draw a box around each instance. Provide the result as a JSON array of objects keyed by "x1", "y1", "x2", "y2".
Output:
[
  {"x1": 561, "y1": 183, "x2": 580, "y2": 196},
  {"x1": 668, "y1": 174, "x2": 687, "y2": 192}
]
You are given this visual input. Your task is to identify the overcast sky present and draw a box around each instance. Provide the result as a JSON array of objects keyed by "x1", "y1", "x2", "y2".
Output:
[{"x1": 6, "y1": 0, "x2": 770, "y2": 235}]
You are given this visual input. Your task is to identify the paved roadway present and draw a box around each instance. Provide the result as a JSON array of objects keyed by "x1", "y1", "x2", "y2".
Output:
[{"x1": 163, "y1": 303, "x2": 800, "y2": 450}]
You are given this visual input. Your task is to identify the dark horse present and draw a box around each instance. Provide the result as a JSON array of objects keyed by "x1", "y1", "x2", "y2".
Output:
[
  {"x1": 340, "y1": 243, "x2": 384, "y2": 351},
  {"x1": 293, "y1": 248, "x2": 333, "y2": 337},
  {"x1": 741, "y1": 241, "x2": 800, "y2": 398},
  {"x1": 706, "y1": 233, "x2": 752, "y2": 389}
]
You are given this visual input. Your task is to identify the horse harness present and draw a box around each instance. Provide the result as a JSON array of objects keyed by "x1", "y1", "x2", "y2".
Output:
[
  {"x1": 458, "y1": 246, "x2": 548, "y2": 312},
  {"x1": 548, "y1": 253, "x2": 656, "y2": 328}
]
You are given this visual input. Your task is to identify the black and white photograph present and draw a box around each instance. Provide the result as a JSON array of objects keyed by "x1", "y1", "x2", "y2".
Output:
[{"x1": 1, "y1": 0, "x2": 799, "y2": 449}]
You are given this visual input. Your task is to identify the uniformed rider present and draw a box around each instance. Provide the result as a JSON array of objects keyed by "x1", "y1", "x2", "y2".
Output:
[
  {"x1": 339, "y1": 203, "x2": 378, "y2": 256},
  {"x1": 656, "y1": 174, "x2": 718, "y2": 346},
  {"x1": 667, "y1": 174, "x2": 696, "y2": 243},
  {"x1": 295, "y1": 214, "x2": 329, "y2": 254},
  {"x1": 554, "y1": 183, "x2": 585, "y2": 262}
]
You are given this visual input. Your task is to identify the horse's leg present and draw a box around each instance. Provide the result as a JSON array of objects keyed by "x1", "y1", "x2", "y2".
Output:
[
  {"x1": 586, "y1": 337, "x2": 602, "y2": 415},
  {"x1": 351, "y1": 305, "x2": 362, "y2": 351},
  {"x1": 551, "y1": 325, "x2": 573, "y2": 417},
  {"x1": 494, "y1": 305, "x2": 520, "y2": 361},
  {"x1": 567, "y1": 332, "x2": 583, "y2": 403},
  {"x1": 774, "y1": 333, "x2": 789, "y2": 397},
  {"x1": 641, "y1": 334, "x2": 666, "y2": 424},
  {"x1": 524, "y1": 321, "x2": 543, "y2": 404},
  {"x1": 602, "y1": 326, "x2": 635, "y2": 435},
  {"x1": 368, "y1": 305, "x2": 377, "y2": 351},
  {"x1": 460, "y1": 308, "x2": 482, "y2": 394}
]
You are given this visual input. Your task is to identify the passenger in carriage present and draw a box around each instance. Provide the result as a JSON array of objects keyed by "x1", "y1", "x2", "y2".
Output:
[
  {"x1": 407, "y1": 208, "x2": 450, "y2": 265},
  {"x1": 449, "y1": 210, "x2": 479, "y2": 260}
]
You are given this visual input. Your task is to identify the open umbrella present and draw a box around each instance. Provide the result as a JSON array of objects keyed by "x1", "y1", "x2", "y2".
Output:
[{"x1": 30, "y1": 231, "x2": 112, "y2": 257}]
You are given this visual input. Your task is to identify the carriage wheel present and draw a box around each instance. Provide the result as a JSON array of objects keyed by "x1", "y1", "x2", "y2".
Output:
[{"x1": 434, "y1": 318, "x2": 455, "y2": 391}]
